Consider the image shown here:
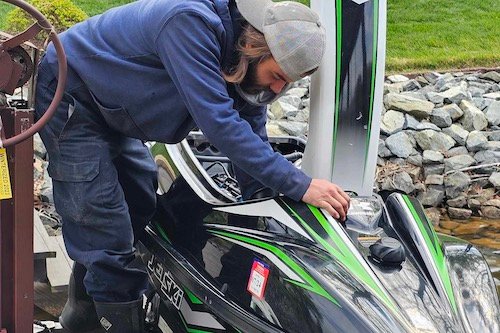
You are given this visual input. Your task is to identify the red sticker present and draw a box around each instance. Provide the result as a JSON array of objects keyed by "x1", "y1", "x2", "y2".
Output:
[{"x1": 247, "y1": 260, "x2": 270, "y2": 299}]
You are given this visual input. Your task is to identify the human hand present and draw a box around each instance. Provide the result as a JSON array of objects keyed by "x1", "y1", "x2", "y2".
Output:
[{"x1": 301, "y1": 179, "x2": 351, "y2": 221}]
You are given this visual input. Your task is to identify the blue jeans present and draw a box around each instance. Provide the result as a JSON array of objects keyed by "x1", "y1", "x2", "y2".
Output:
[{"x1": 35, "y1": 60, "x2": 158, "y2": 302}]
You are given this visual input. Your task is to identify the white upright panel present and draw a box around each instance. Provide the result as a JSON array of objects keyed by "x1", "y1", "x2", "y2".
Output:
[{"x1": 304, "y1": 0, "x2": 387, "y2": 196}]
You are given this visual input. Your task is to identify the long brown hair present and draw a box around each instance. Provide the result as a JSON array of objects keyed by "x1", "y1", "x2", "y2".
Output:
[{"x1": 223, "y1": 24, "x2": 272, "y2": 84}]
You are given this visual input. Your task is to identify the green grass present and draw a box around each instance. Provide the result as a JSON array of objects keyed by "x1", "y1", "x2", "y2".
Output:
[
  {"x1": 72, "y1": 0, "x2": 134, "y2": 16},
  {"x1": 1, "y1": 0, "x2": 499, "y2": 73},
  {"x1": 386, "y1": 0, "x2": 500, "y2": 73}
]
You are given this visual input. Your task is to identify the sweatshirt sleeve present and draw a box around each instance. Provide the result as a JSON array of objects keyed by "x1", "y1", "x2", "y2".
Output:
[
  {"x1": 232, "y1": 103, "x2": 271, "y2": 200},
  {"x1": 155, "y1": 13, "x2": 311, "y2": 201}
]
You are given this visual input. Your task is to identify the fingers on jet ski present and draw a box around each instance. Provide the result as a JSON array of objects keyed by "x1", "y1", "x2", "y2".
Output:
[{"x1": 302, "y1": 179, "x2": 350, "y2": 221}]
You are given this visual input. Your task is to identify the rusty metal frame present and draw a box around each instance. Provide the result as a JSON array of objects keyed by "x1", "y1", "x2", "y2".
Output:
[{"x1": 0, "y1": 106, "x2": 34, "y2": 333}]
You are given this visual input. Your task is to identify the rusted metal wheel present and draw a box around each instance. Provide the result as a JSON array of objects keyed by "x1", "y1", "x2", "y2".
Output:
[{"x1": 0, "y1": 0, "x2": 67, "y2": 147}]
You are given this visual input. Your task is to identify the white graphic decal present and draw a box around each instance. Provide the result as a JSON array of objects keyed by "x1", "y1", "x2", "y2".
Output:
[
  {"x1": 147, "y1": 255, "x2": 184, "y2": 310},
  {"x1": 351, "y1": 0, "x2": 371, "y2": 4}
]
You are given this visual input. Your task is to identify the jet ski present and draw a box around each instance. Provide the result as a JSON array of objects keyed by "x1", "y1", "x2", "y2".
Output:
[{"x1": 138, "y1": 133, "x2": 500, "y2": 333}]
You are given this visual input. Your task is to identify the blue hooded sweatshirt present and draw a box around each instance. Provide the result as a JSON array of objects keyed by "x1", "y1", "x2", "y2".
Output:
[{"x1": 43, "y1": 0, "x2": 311, "y2": 201}]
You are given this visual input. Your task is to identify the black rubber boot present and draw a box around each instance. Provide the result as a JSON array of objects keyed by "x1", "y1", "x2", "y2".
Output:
[
  {"x1": 94, "y1": 298, "x2": 144, "y2": 333},
  {"x1": 59, "y1": 263, "x2": 102, "y2": 332}
]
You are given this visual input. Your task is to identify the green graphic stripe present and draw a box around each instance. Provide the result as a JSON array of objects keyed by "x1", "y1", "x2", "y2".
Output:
[
  {"x1": 332, "y1": 0, "x2": 343, "y2": 171},
  {"x1": 363, "y1": 0, "x2": 379, "y2": 182},
  {"x1": 402, "y1": 195, "x2": 457, "y2": 313},
  {"x1": 180, "y1": 314, "x2": 213, "y2": 333},
  {"x1": 155, "y1": 222, "x2": 172, "y2": 244},
  {"x1": 280, "y1": 201, "x2": 397, "y2": 313},
  {"x1": 185, "y1": 288, "x2": 203, "y2": 305},
  {"x1": 210, "y1": 230, "x2": 340, "y2": 306}
]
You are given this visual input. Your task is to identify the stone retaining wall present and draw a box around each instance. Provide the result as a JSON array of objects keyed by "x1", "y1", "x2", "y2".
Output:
[{"x1": 266, "y1": 70, "x2": 500, "y2": 222}]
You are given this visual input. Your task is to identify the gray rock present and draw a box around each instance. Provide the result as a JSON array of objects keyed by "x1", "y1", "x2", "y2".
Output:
[
  {"x1": 480, "y1": 71, "x2": 500, "y2": 83},
  {"x1": 447, "y1": 196, "x2": 467, "y2": 208},
  {"x1": 378, "y1": 139, "x2": 393, "y2": 158},
  {"x1": 474, "y1": 150, "x2": 500, "y2": 164},
  {"x1": 418, "y1": 186, "x2": 445, "y2": 207},
  {"x1": 270, "y1": 100, "x2": 296, "y2": 119},
  {"x1": 0, "y1": 93, "x2": 7, "y2": 106},
  {"x1": 489, "y1": 130, "x2": 500, "y2": 141},
  {"x1": 384, "y1": 83, "x2": 402, "y2": 94},
  {"x1": 468, "y1": 199, "x2": 481, "y2": 210},
  {"x1": 278, "y1": 95, "x2": 302, "y2": 110},
  {"x1": 381, "y1": 172, "x2": 415, "y2": 194},
  {"x1": 484, "y1": 92, "x2": 500, "y2": 100},
  {"x1": 286, "y1": 87, "x2": 308, "y2": 99},
  {"x1": 424, "y1": 164, "x2": 445, "y2": 177},
  {"x1": 442, "y1": 124, "x2": 469, "y2": 145},
  {"x1": 489, "y1": 172, "x2": 500, "y2": 188},
  {"x1": 484, "y1": 199, "x2": 500, "y2": 208},
  {"x1": 426, "y1": 91, "x2": 445, "y2": 105},
  {"x1": 292, "y1": 76, "x2": 310, "y2": 88},
  {"x1": 466, "y1": 75, "x2": 479, "y2": 81},
  {"x1": 39, "y1": 166, "x2": 53, "y2": 204},
  {"x1": 407, "y1": 154, "x2": 422, "y2": 166},
  {"x1": 389, "y1": 157, "x2": 407, "y2": 166},
  {"x1": 465, "y1": 131, "x2": 488, "y2": 152},
  {"x1": 469, "y1": 85, "x2": 487, "y2": 97},
  {"x1": 444, "y1": 172, "x2": 471, "y2": 198},
  {"x1": 446, "y1": 146, "x2": 469, "y2": 157},
  {"x1": 414, "y1": 182, "x2": 426, "y2": 192},
  {"x1": 436, "y1": 85, "x2": 469, "y2": 104},
  {"x1": 277, "y1": 121, "x2": 307, "y2": 137},
  {"x1": 380, "y1": 110, "x2": 405, "y2": 135},
  {"x1": 423, "y1": 150, "x2": 444, "y2": 164},
  {"x1": 284, "y1": 108, "x2": 300, "y2": 119},
  {"x1": 435, "y1": 73, "x2": 455, "y2": 90},
  {"x1": 401, "y1": 80, "x2": 422, "y2": 92},
  {"x1": 423, "y1": 72, "x2": 441, "y2": 84},
  {"x1": 444, "y1": 154, "x2": 475, "y2": 172},
  {"x1": 401, "y1": 91, "x2": 427, "y2": 100},
  {"x1": 33, "y1": 133, "x2": 47, "y2": 160},
  {"x1": 469, "y1": 81, "x2": 491, "y2": 90},
  {"x1": 471, "y1": 178, "x2": 490, "y2": 188},
  {"x1": 417, "y1": 122, "x2": 441, "y2": 131},
  {"x1": 447, "y1": 207, "x2": 472, "y2": 220},
  {"x1": 482, "y1": 206, "x2": 500, "y2": 219},
  {"x1": 437, "y1": 80, "x2": 463, "y2": 93},
  {"x1": 301, "y1": 98, "x2": 310, "y2": 110},
  {"x1": 290, "y1": 108, "x2": 310, "y2": 122},
  {"x1": 472, "y1": 97, "x2": 491, "y2": 111},
  {"x1": 481, "y1": 141, "x2": 500, "y2": 151},
  {"x1": 476, "y1": 188, "x2": 496, "y2": 204},
  {"x1": 425, "y1": 174, "x2": 444, "y2": 185},
  {"x1": 387, "y1": 74, "x2": 409, "y2": 83},
  {"x1": 415, "y1": 76, "x2": 430, "y2": 87},
  {"x1": 414, "y1": 130, "x2": 455, "y2": 151},
  {"x1": 384, "y1": 93, "x2": 434, "y2": 119},
  {"x1": 266, "y1": 122, "x2": 288, "y2": 136},
  {"x1": 430, "y1": 108, "x2": 452, "y2": 127},
  {"x1": 385, "y1": 132, "x2": 415, "y2": 158},
  {"x1": 437, "y1": 104, "x2": 463, "y2": 121},
  {"x1": 404, "y1": 114, "x2": 420, "y2": 130},
  {"x1": 459, "y1": 100, "x2": 488, "y2": 131},
  {"x1": 267, "y1": 109, "x2": 275, "y2": 120},
  {"x1": 485, "y1": 100, "x2": 500, "y2": 126}
]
